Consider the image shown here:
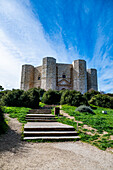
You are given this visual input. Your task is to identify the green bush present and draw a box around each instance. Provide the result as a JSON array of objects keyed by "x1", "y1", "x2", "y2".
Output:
[
  {"x1": 89, "y1": 94, "x2": 113, "y2": 109},
  {"x1": 84, "y1": 89, "x2": 100, "y2": 101},
  {"x1": 37, "y1": 88, "x2": 45, "y2": 100},
  {"x1": 75, "y1": 105, "x2": 95, "y2": 114},
  {"x1": 1, "y1": 88, "x2": 39, "y2": 109},
  {"x1": 41, "y1": 89, "x2": 61, "y2": 104},
  {"x1": 0, "y1": 107, "x2": 8, "y2": 135},
  {"x1": 0, "y1": 90, "x2": 10, "y2": 100},
  {"x1": 21, "y1": 88, "x2": 39, "y2": 108},
  {"x1": 60, "y1": 90, "x2": 88, "y2": 106},
  {"x1": 1, "y1": 89, "x2": 24, "y2": 107}
]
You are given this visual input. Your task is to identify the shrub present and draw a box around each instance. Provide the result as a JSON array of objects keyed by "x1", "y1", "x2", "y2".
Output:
[
  {"x1": 0, "y1": 106, "x2": 8, "y2": 135},
  {"x1": 89, "y1": 94, "x2": 113, "y2": 108},
  {"x1": 0, "y1": 90, "x2": 10, "y2": 100},
  {"x1": 21, "y1": 88, "x2": 39, "y2": 108},
  {"x1": 37, "y1": 88, "x2": 45, "y2": 100},
  {"x1": 41, "y1": 89, "x2": 61, "y2": 104},
  {"x1": 75, "y1": 105, "x2": 95, "y2": 114},
  {"x1": 1, "y1": 89, "x2": 24, "y2": 107},
  {"x1": 84, "y1": 89, "x2": 100, "y2": 101},
  {"x1": 60, "y1": 90, "x2": 88, "y2": 106},
  {"x1": 1, "y1": 88, "x2": 39, "y2": 108}
]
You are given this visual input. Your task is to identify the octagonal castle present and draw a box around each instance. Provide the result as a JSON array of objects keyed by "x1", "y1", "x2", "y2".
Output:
[{"x1": 21, "y1": 57, "x2": 98, "y2": 93}]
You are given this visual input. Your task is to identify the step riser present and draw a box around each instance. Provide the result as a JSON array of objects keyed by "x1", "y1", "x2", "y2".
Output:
[
  {"x1": 26, "y1": 117, "x2": 56, "y2": 120},
  {"x1": 29, "y1": 109, "x2": 51, "y2": 114},
  {"x1": 24, "y1": 128, "x2": 75, "y2": 131},
  {"x1": 26, "y1": 117, "x2": 55, "y2": 119},
  {"x1": 25, "y1": 120, "x2": 57, "y2": 122},
  {"x1": 24, "y1": 133, "x2": 78, "y2": 137}
]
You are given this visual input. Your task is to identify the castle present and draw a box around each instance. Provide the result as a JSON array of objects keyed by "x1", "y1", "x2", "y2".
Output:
[{"x1": 20, "y1": 57, "x2": 98, "y2": 93}]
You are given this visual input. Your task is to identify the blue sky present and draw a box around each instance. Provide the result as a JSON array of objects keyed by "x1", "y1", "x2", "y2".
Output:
[{"x1": 0, "y1": 0, "x2": 113, "y2": 93}]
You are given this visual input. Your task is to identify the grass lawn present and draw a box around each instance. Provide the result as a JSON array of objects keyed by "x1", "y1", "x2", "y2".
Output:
[
  {"x1": 61, "y1": 104, "x2": 113, "y2": 134},
  {"x1": 60, "y1": 104, "x2": 113, "y2": 150},
  {"x1": 3, "y1": 106, "x2": 31, "y2": 123}
]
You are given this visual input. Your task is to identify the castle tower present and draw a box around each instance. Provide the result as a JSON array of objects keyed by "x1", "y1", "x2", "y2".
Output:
[
  {"x1": 21, "y1": 65, "x2": 34, "y2": 91},
  {"x1": 87, "y1": 69, "x2": 98, "y2": 91},
  {"x1": 41, "y1": 57, "x2": 56, "y2": 90},
  {"x1": 72, "y1": 59, "x2": 87, "y2": 94}
]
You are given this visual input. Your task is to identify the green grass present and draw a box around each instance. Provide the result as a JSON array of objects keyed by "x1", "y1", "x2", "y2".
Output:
[
  {"x1": 3, "y1": 106, "x2": 31, "y2": 123},
  {"x1": 39, "y1": 102, "x2": 46, "y2": 107},
  {"x1": 61, "y1": 104, "x2": 113, "y2": 134},
  {"x1": 60, "y1": 104, "x2": 113, "y2": 150}
]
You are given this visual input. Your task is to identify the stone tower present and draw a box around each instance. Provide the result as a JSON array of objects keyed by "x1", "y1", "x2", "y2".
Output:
[
  {"x1": 72, "y1": 60, "x2": 87, "y2": 94},
  {"x1": 21, "y1": 65, "x2": 34, "y2": 90},
  {"x1": 87, "y1": 69, "x2": 98, "y2": 91},
  {"x1": 41, "y1": 57, "x2": 56, "y2": 90}
]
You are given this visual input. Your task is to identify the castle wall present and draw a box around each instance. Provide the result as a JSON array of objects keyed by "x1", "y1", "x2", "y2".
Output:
[
  {"x1": 21, "y1": 64, "x2": 34, "y2": 91},
  {"x1": 87, "y1": 69, "x2": 98, "y2": 91},
  {"x1": 56, "y1": 64, "x2": 72, "y2": 90},
  {"x1": 72, "y1": 60, "x2": 87, "y2": 94},
  {"x1": 34, "y1": 66, "x2": 42, "y2": 88},
  {"x1": 41, "y1": 57, "x2": 56, "y2": 90},
  {"x1": 20, "y1": 57, "x2": 98, "y2": 93}
]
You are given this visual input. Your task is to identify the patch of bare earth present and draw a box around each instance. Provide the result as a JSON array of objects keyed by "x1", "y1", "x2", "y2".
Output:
[{"x1": 0, "y1": 114, "x2": 113, "y2": 170}]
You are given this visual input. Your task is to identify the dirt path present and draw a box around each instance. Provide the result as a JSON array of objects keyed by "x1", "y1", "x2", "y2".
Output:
[{"x1": 0, "y1": 115, "x2": 113, "y2": 170}]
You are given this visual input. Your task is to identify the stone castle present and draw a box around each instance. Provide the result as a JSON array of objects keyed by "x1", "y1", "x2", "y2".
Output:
[{"x1": 20, "y1": 57, "x2": 98, "y2": 93}]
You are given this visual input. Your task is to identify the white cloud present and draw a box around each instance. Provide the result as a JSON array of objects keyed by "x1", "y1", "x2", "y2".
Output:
[{"x1": 0, "y1": 0, "x2": 59, "y2": 89}]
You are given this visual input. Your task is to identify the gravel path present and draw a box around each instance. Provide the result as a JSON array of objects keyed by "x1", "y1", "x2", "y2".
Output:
[{"x1": 0, "y1": 115, "x2": 113, "y2": 170}]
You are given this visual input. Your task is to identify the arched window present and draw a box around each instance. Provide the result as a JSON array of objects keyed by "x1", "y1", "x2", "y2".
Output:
[
  {"x1": 62, "y1": 74, "x2": 66, "y2": 78},
  {"x1": 38, "y1": 76, "x2": 41, "y2": 80}
]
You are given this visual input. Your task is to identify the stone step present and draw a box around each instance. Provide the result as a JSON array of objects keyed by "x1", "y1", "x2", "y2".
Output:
[
  {"x1": 29, "y1": 109, "x2": 51, "y2": 114},
  {"x1": 24, "y1": 122, "x2": 75, "y2": 131},
  {"x1": 23, "y1": 136, "x2": 80, "y2": 140},
  {"x1": 26, "y1": 114, "x2": 55, "y2": 117},
  {"x1": 25, "y1": 119, "x2": 57, "y2": 122},
  {"x1": 23, "y1": 117, "x2": 80, "y2": 141},
  {"x1": 26, "y1": 116, "x2": 55, "y2": 119},
  {"x1": 24, "y1": 131, "x2": 78, "y2": 137}
]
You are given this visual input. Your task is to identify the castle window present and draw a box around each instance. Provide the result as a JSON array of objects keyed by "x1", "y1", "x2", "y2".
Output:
[
  {"x1": 38, "y1": 76, "x2": 41, "y2": 80},
  {"x1": 62, "y1": 74, "x2": 66, "y2": 78}
]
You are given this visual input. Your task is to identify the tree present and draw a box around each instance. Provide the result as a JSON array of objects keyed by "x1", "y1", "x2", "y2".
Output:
[
  {"x1": 60, "y1": 90, "x2": 88, "y2": 106},
  {"x1": 0, "y1": 85, "x2": 4, "y2": 91}
]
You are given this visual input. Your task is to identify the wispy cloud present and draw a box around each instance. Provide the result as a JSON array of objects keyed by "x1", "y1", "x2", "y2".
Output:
[{"x1": 0, "y1": 0, "x2": 57, "y2": 89}]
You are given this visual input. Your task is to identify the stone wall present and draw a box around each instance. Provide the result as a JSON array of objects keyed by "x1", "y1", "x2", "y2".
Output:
[
  {"x1": 87, "y1": 69, "x2": 98, "y2": 91},
  {"x1": 56, "y1": 64, "x2": 72, "y2": 90},
  {"x1": 34, "y1": 66, "x2": 42, "y2": 88}
]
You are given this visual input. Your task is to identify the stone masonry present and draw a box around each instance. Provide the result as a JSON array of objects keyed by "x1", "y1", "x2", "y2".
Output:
[{"x1": 20, "y1": 57, "x2": 98, "y2": 93}]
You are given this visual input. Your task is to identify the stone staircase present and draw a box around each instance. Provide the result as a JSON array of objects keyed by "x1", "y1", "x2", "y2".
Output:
[{"x1": 23, "y1": 108, "x2": 80, "y2": 140}]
